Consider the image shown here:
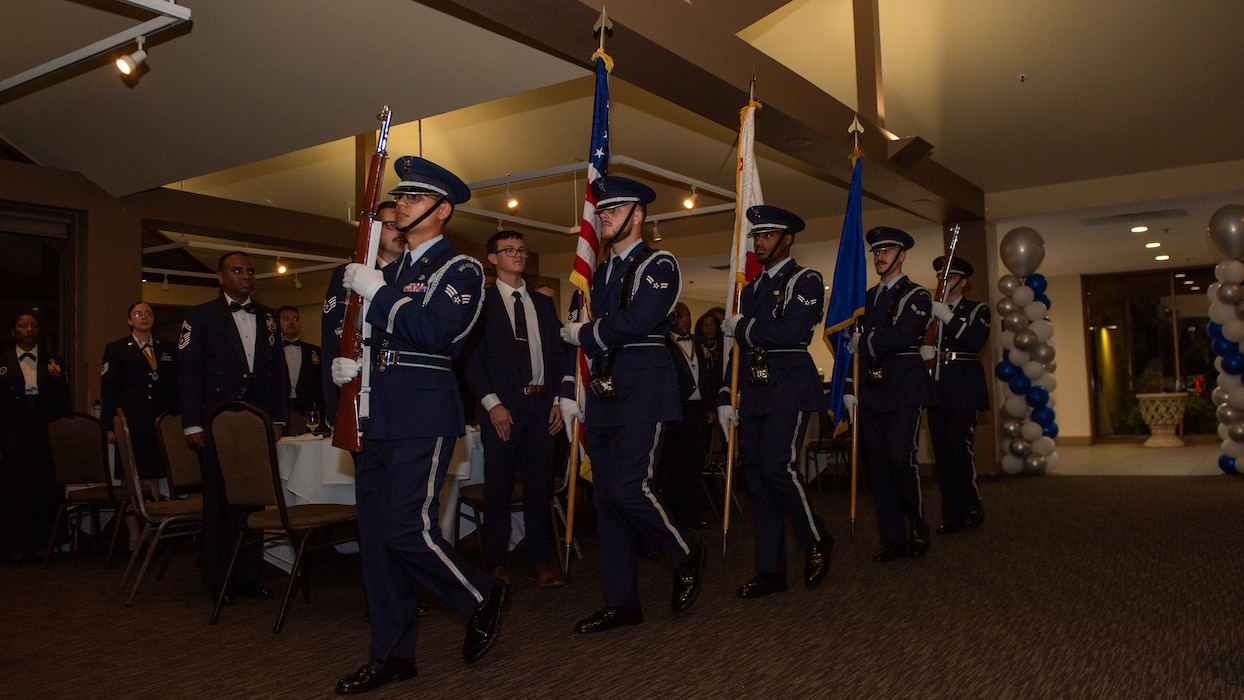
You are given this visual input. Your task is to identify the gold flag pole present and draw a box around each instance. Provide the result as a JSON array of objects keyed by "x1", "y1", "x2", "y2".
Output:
[
  {"x1": 849, "y1": 353, "x2": 860, "y2": 542},
  {"x1": 562, "y1": 349, "x2": 583, "y2": 575},
  {"x1": 721, "y1": 307, "x2": 742, "y2": 561}
]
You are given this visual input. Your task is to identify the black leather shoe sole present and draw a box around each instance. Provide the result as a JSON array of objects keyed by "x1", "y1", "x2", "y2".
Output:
[
  {"x1": 336, "y1": 659, "x2": 416, "y2": 695},
  {"x1": 463, "y1": 580, "x2": 508, "y2": 663},
  {"x1": 671, "y1": 541, "x2": 707, "y2": 612},
  {"x1": 737, "y1": 573, "x2": 789, "y2": 599},
  {"x1": 804, "y1": 536, "x2": 834, "y2": 588},
  {"x1": 873, "y1": 544, "x2": 906, "y2": 563},
  {"x1": 574, "y1": 607, "x2": 643, "y2": 633}
]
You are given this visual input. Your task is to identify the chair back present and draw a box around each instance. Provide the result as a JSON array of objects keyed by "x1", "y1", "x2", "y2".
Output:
[
  {"x1": 47, "y1": 413, "x2": 116, "y2": 499},
  {"x1": 285, "y1": 410, "x2": 308, "y2": 436},
  {"x1": 211, "y1": 401, "x2": 281, "y2": 511},
  {"x1": 114, "y1": 410, "x2": 155, "y2": 521},
  {"x1": 156, "y1": 411, "x2": 202, "y2": 493}
]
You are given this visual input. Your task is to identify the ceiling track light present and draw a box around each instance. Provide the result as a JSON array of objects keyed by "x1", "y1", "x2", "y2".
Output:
[
  {"x1": 682, "y1": 186, "x2": 697, "y2": 210},
  {"x1": 294, "y1": 273, "x2": 303, "y2": 290},
  {"x1": 276, "y1": 257, "x2": 287, "y2": 274},
  {"x1": 161, "y1": 274, "x2": 169, "y2": 291},
  {"x1": 505, "y1": 176, "x2": 518, "y2": 210},
  {"x1": 652, "y1": 220, "x2": 662, "y2": 242},
  {"x1": 116, "y1": 36, "x2": 147, "y2": 76}
]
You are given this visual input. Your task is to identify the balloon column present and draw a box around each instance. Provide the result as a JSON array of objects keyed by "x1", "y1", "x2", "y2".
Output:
[
  {"x1": 1205, "y1": 204, "x2": 1244, "y2": 475},
  {"x1": 994, "y1": 227, "x2": 1059, "y2": 475}
]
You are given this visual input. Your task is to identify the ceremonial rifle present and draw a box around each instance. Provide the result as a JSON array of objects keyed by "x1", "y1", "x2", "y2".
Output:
[
  {"x1": 923, "y1": 224, "x2": 961, "y2": 383},
  {"x1": 333, "y1": 106, "x2": 392, "y2": 452}
]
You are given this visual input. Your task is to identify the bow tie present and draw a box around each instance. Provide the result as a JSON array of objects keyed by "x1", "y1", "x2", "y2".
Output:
[
  {"x1": 19, "y1": 352, "x2": 35, "y2": 362},
  {"x1": 675, "y1": 334, "x2": 692, "y2": 342},
  {"x1": 283, "y1": 339, "x2": 301, "y2": 347},
  {"x1": 229, "y1": 301, "x2": 256, "y2": 314}
]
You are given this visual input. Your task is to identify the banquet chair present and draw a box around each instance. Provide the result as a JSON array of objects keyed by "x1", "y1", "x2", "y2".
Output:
[
  {"x1": 803, "y1": 410, "x2": 852, "y2": 490},
  {"x1": 551, "y1": 455, "x2": 583, "y2": 571},
  {"x1": 43, "y1": 413, "x2": 130, "y2": 569},
  {"x1": 285, "y1": 410, "x2": 309, "y2": 436},
  {"x1": 455, "y1": 478, "x2": 524, "y2": 564},
  {"x1": 210, "y1": 401, "x2": 357, "y2": 633},
  {"x1": 702, "y1": 425, "x2": 744, "y2": 517},
  {"x1": 156, "y1": 411, "x2": 203, "y2": 497},
  {"x1": 113, "y1": 410, "x2": 204, "y2": 606}
]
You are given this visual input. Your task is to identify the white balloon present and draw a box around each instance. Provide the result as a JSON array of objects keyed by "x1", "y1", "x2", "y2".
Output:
[
  {"x1": 1219, "y1": 260, "x2": 1244, "y2": 284},
  {"x1": 1045, "y1": 451, "x2": 1060, "y2": 472},
  {"x1": 1030, "y1": 319, "x2": 1054, "y2": 342},
  {"x1": 1046, "y1": 394, "x2": 1056, "y2": 409},
  {"x1": 1208, "y1": 282, "x2": 1222, "y2": 302},
  {"x1": 1022, "y1": 361, "x2": 1046, "y2": 380},
  {"x1": 1221, "y1": 371, "x2": 1243, "y2": 390},
  {"x1": 1009, "y1": 349, "x2": 1031, "y2": 366},
  {"x1": 1032, "y1": 436, "x2": 1056, "y2": 456},
  {"x1": 1227, "y1": 386, "x2": 1244, "y2": 410},
  {"x1": 1210, "y1": 301, "x2": 1236, "y2": 325},
  {"x1": 1001, "y1": 330, "x2": 1016, "y2": 351},
  {"x1": 1011, "y1": 285, "x2": 1036, "y2": 307},
  {"x1": 1223, "y1": 438, "x2": 1244, "y2": 459},
  {"x1": 1224, "y1": 320, "x2": 1244, "y2": 344},
  {"x1": 1004, "y1": 394, "x2": 1030, "y2": 417},
  {"x1": 1035, "y1": 373, "x2": 1058, "y2": 392},
  {"x1": 1021, "y1": 421, "x2": 1044, "y2": 441},
  {"x1": 1000, "y1": 454, "x2": 1024, "y2": 475},
  {"x1": 1024, "y1": 301, "x2": 1049, "y2": 322},
  {"x1": 1219, "y1": 422, "x2": 1231, "y2": 440}
]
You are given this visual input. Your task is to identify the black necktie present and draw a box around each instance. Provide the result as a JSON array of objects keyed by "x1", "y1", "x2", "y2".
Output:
[
  {"x1": 512, "y1": 290, "x2": 529, "y2": 342},
  {"x1": 19, "y1": 352, "x2": 34, "y2": 362},
  {"x1": 229, "y1": 301, "x2": 256, "y2": 313},
  {"x1": 284, "y1": 339, "x2": 301, "y2": 347}
]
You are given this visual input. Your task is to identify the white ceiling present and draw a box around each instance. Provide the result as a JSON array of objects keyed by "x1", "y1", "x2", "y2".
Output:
[{"x1": 4, "y1": 0, "x2": 1244, "y2": 304}]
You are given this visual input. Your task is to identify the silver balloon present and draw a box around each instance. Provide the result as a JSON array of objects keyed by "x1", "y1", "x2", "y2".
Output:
[
  {"x1": 1002, "y1": 311, "x2": 1029, "y2": 332},
  {"x1": 1030, "y1": 342, "x2": 1056, "y2": 364},
  {"x1": 1229, "y1": 421, "x2": 1244, "y2": 442},
  {"x1": 1013, "y1": 329, "x2": 1038, "y2": 351},
  {"x1": 998, "y1": 275, "x2": 1021, "y2": 296},
  {"x1": 1208, "y1": 204, "x2": 1244, "y2": 260},
  {"x1": 1023, "y1": 453, "x2": 1048, "y2": 474},
  {"x1": 1000, "y1": 227, "x2": 1046, "y2": 277},
  {"x1": 1217, "y1": 404, "x2": 1240, "y2": 425},
  {"x1": 1220, "y1": 283, "x2": 1244, "y2": 305},
  {"x1": 1010, "y1": 438, "x2": 1033, "y2": 457},
  {"x1": 1044, "y1": 361, "x2": 1057, "y2": 374},
  {"x1": 1000, "y1": 419, "x2": 1023, "y2": 439},
  {"x1": 1212, "y1": 386, "x2": 1230, "y2": 406},
  {"x1": 997, "y1": 297, "x2": 1019, "y2": 316}
]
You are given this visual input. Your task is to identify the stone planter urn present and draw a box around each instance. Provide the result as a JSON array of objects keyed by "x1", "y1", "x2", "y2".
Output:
[{"x1": 1135, "y1": 392, "x2": 1187, "y2": 447}]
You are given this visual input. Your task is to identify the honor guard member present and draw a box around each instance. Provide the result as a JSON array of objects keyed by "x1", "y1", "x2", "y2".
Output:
[
  {"x1": 463, "y1": 230, "x2": 567, "y2": 589},
  {"x1": 920, "y1": 256, "x2": 990, "y2": 533},
  {"x1": 100, "y1": 302, "x2": 179, "y2": 548},
  {"x1": 558, "y1": 176, "x2": 707, "y2": 634},
  {"x1": 321, "y1": 201, "x2": 403, "y2": 428},
  {"x1": 179, "y1": 252, "x2": 287, "y2": 600},
  {"x1": 716, "y1": 205, "x2": 832, "y2": 598},
  {"x1": 278, "y1": 306, "x2": 323, "y2": 415},
  {"x1": 659, "y1": 301, "x2": 720, "y2": 529},
  {"x1": 0, "y1": 313, "x2": 70, "y2": 565},
  {"x1": 331, "y1": 156, "x2": 503, "y2": 695},
  {"x1": 842, "y1": 227, "x2": 937, "y2": 562}
]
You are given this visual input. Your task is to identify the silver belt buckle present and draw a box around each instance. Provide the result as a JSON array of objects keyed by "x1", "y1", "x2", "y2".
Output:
[{"x1": 376, "y1": 349, "x2": 398, "y2": 372}]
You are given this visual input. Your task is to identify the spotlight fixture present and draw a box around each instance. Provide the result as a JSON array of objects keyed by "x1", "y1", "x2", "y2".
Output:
[
  {"x1": 497, "y1": 219, "x2": 505, "y2": 232},
  {"x1": 652, "y1": 221, "x2": 662, "y2": 242},
  {"x1": 276, "y1": 257, "x2": 287, "y2": 274},
  {"x1": 294, "y1": 273, "x2": 304, "y2": 290},
  {"x1": 682, "y1": 186, "x2": 697, "y2": 210},
  {"x1": 161, "y1": 274, "x2": 169, "y2": 291},
  {"x1": 116, "y1": 36, "x2": 147, "y2": 76},
  {"x1": 1131, "y1": 226, "x2": 1148, "y2": 233},
  {"x1": 505, "y1": 178, "x2": 518, "y2": 210}
]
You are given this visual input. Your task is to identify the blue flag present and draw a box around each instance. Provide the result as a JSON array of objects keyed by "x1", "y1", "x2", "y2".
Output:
[{"x1": 823, "y1": 156, "x2": 866, "y2": 433}]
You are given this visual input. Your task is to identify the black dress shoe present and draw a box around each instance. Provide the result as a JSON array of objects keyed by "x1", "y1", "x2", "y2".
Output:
[
  {"x1": 804, "y1": 536, "x2": 834, "y2": 588},
  {"x1": 873, "y1": 543, "x2": 907, "y2": 562},
  {"x1": 736, "y1": 572, "x2": 789, "y2": 599},
  {"x1": 210, "y1": 586, "x2": 236, "y2": 606},
  {"x1": 908, "y1": 522, "x2": 930, "y2": 559},
  {"x1": 671, "y1": 540, "x2": 706, "y2": 612},
  {"x1": 463, "y1": 580, "x2": 508, "y2": 663},
  {"x1": 416, "y1": 603, "x2": 430, "y2": 617},
  {"x1": 936, "y1": 520, "x2": 967, "y2": 535},
  {"x1": 335, "y1": 658, "x2": 416, "y2": 695},
  {"x1": 573, "y1": 607, "x2": 643, "y2": 633},
  {"x1": 235, "y1": 583, "x2": 273, "y2": 600},
  {"x1": 966, "y1": 503, "x2": 986, "y2": 528}
]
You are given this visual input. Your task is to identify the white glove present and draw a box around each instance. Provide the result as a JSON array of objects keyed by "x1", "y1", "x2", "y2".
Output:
[
  {"x1": 331, "y1": 357, "x2": 363, "y2": 387},
  {"x1": 847, "y1": 330, "x2": 860, "y2": 354},
  {"x1": 842, "y1": 394, "x2": 858, "y2": 415},
  {"x1": 931, "y1": 300, "x2": 953, "y2": 323},
  {"x1": 343, "y1": 263, "x2": 385, "y2": 301},
  {"x1": 558, "y1": 397, "x2": 584, "y2": 442},
  {"x1": 561, "y1": 322, "x2": 584, "y2": 347},
  {"x1": 721, "y1": 314, "x2": 744, "y2": 337},
  {"x1": 919, "y1": 345, "x2": 937, "y2": 362},
  {"x1": 716, "y1": 405, "x2": 738, "y2": 436}
]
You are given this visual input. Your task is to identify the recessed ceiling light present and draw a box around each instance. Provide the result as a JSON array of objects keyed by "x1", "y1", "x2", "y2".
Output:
[
  {"x1": 1174, "y1": 273, "x2": 1186, "y2": 278},
  {"x1": 1145, "y1": 242, "x2": 1161, "y2": 248},
  {"x1": 1191, "y1": 286, "x2": 1201, "y2": 291},
  {"x1": 1183, "y1": 279, "x2": 1195, "y2": 284},
  {"x1": 1155, "y1": 254, "x2": 1170, "y2": 261},
  {"x1": 1132, "y1": 226, "x2": 1149, "y2": 233}
]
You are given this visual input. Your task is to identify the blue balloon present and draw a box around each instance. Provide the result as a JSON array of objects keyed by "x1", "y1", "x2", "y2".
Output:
[
  {"x1": 1224, "y1": 352, "x2": 1244, "y2": 376},
  {"x1": 1025, "y1": 386, "x2": 1050, "y2": 408},
  {"x1": 1034, "y1": 293, "x2": 1051, "y2": 309},
  {"x1": 1024, "y1": 273, "x2": 1048, "y2": 295},
  {"x1": 1208, "y1": 321, "x2": 1225, "y2": 340},
  {"x1": 1008, "y1": 374, "x2": 1032, "y2": 395},
  {"x1": 1032, "y1": 406, "x2": 1055, "y2": 427},
  {"x1": 995, "y1": 361, "x2": 1020, "y2": 381},
  {"x1": 1042, "y1": 421, "x2": 1059, "y2": 438},
  {"x1": 1219, "y1": 454, "x2": 1238, "y2": 475},
  {"x1": 1213, "y1": 337, "x2": 1237, "y2": 357}
]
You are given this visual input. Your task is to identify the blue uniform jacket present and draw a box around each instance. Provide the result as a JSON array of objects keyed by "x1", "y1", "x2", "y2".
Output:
[
  {"x1": 932, "y1": 297, "x2": 992, "y2": 411},
  {"x1": 178, "y1": 295, "x2": 289, "y2": 430},
  {"x1": 100, "y1": 335, "x2": 178, "y2": 436},
  {"x1": 463, "y1": 284, "x2": 565, "y2": 425},
  {"x1": 848, "y1": 275, "x2": 937, "y2": 412},
  {"x1": 560, "y1": 241, "x2": 681, "y2": 428},
  {"x1": 363, "y1": 238, "x2": 484, "y2": 439},
  {"x1": 718, "y1": 260, "x2": 826, "y2": 416}
]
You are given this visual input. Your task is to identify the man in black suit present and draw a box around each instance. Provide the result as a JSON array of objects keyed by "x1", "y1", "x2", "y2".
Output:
[
  {"x1": 179, "y1": 251, "x2": 288, "y2": 603},
  {"x1": 0, "y1": 312, "x2": 70, "y2": 564},
  {"x1": 659, "y1": 301, "x2": 718, "y2": 529},
  {"x1": 463, "y1": 230, "x2": 566, "y2": 589},
  {"x1": 278, "y1": 305, "x2": 323, "y2": 415}
]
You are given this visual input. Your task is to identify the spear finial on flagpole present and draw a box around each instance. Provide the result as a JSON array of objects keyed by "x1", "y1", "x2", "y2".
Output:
[
  {"x1": 749, "y1": 69, "x2": 756, "y2": 101},
  {"x1": 849, "y1": 115, "x2": 864, "y2": 164},
  {"x1": 594, "y1": 7, "x2": 612, "y2": 52}
]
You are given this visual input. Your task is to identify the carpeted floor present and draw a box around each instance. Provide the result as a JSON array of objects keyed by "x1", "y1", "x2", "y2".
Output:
[{"x1": 4, "y1": 474, "x2": 1243, "y2": 699}]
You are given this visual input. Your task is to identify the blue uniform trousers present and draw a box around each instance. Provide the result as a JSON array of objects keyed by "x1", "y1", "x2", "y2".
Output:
[
  {"x1": 356, "y1": 436, "x2": 490, "y2": 661},
  {"x1": 585, "y1": 422, "x2": 691, "y2": 609},
  {"x1": 479, "y1": 392, "x2": 556, "y2": 568},
  {"x1": 740, "y1": 410, "x2": 826, "y2": 576},
  {"x1": 861, "y1": 405, "x2": 925, "y2": 544},
  {"x1": 928, "y1": 406, "x2": 981, "y2": 525}
]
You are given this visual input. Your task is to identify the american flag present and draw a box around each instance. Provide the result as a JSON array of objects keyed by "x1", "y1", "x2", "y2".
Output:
[{"x1": 723, "y1": 99, "x2": 765, "y2": 357}]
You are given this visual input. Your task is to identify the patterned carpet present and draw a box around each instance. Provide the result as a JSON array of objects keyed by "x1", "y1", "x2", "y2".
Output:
[{"x1": 4, "y1": 474, "x2": 1243, "y2": 699}]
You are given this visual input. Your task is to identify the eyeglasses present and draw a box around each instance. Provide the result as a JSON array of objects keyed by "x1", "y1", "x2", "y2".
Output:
[
  {"x1": 130, "y1": 310, "x2": 154, "y2": 318},
  {"x1": 393, "y1": 193, "x2": 437, "y2": 204},
  {"x1": 496, "y1": 247, "x2": 531, "y2": 258},
  {"x1": 381, "y1": 221, "x2": 399, "y2": 230}
]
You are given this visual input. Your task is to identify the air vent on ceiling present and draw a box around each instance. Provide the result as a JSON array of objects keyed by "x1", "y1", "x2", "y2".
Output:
[
  {"x1": 710, "y1": 264, "x2": 732, "y2": 271},
  {"x1": 1078, "y1": 208, "x2": 1187, "y2": 227}
]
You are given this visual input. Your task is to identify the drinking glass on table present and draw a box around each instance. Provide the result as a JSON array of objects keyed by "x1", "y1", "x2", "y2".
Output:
[{"x1": 305, "y1": 409, "x2": 322, "y2": 436}]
